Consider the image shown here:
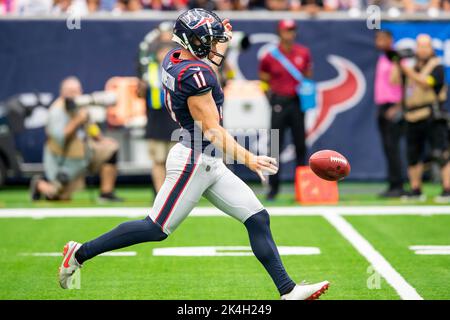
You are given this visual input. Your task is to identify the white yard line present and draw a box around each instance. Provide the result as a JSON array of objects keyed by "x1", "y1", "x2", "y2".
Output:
[
  {"x1": 409, "y1": 246, "x2": 450, "y2": 255},
  {"x1": 0, "y1": 206, "x2": 450, "y2": 218},
  {"x1": 153, "y1": 246, "x2": 321, "y2": 257},
  {"x1": 19, "y1": 251, "x2": 136, "y2": 257},
  {"x1": 323, "y1": 212, "x2": 423, "y2": 300}
]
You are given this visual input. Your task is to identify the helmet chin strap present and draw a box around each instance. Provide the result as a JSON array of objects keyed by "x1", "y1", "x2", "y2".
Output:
[
  {"x1": 171, "y1": 33, "x2": 200, "y2": 60},
  {"x1": 182, "y1": 33, "x2": 200, "y2": 59},
  {"x1": 208, "y1": 50, "x2": 225, "y2": 67}
]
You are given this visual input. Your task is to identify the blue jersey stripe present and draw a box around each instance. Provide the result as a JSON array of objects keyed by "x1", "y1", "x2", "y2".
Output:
[{"x1": 155, "y1": 150, "x2": 199, "y2": 228}]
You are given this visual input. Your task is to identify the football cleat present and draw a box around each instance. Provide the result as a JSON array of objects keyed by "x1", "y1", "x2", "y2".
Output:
[
  {"x1": 401, "y1": 189, "x2": 427, "y2": 202},
  {"x1": 281, "y1": 280, "x2": 330, "y2": 300},
  {"x1": 435, "y1": 190, "x2": 450, "y2": 203},
  {"x1": 58, "y1": 241, "x2": 82, "y2": 289}
]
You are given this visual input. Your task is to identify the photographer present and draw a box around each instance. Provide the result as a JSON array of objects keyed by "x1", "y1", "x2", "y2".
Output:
[
  {"x1": 30, "y1": 76, "x2": 123, "y2": 202},
  {"x1": 391, "y1": 34, "x2": 450, "y2": 202}
]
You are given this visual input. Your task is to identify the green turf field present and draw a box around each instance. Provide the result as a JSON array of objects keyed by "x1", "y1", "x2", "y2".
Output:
[{"x1": 0, "y1": 183, "x2": 449, "y2": 300}]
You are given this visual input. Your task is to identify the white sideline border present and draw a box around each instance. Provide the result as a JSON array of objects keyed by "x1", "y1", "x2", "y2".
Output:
[
  {"x1": 0, "y1": 206, "x2": 450, "y2": 218},
  {"x1": 2, "y1": 206, "x2": 445, "y2": 300}
]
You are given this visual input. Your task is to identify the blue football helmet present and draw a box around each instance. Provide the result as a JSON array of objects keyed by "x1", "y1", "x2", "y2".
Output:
[{"x1": 172, "y1": 8, "x2": 229, "y2": 66}]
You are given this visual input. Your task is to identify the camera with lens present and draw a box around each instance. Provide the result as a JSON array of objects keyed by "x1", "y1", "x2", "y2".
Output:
[
  {"x1": 55, "y1": 171, "x2": 70, "y2": 186},
  {"x1": 64, "y1": 91, "x2": 117, "y2": 114},
  {"x1": 385, "y1": 48, "x2": 415, "y2": 63}
]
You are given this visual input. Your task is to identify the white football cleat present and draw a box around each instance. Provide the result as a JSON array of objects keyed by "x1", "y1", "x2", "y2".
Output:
[
  {"x1": 58, "y1": 241, "x2": 82, "y2": 289},
  {"x1": 281, "y1": 280, "x2": 330, "y2": 300}
]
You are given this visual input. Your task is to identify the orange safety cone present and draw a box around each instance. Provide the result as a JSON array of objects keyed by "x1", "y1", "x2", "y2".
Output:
[{"x1": 294, "y1": 166, "x2": 339, "y2": 205}]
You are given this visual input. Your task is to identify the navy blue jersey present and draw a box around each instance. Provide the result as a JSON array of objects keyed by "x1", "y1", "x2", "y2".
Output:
[{"x1": 161, "y1": 48, "x2": 224, "y2": 153}]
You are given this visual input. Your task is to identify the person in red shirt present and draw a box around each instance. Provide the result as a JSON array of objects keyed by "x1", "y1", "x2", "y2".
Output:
[{"x1": 259, "y1": 19, "x2": 312, "y2": 200}]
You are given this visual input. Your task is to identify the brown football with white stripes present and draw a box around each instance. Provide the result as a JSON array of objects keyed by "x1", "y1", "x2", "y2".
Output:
[{"x1": 309, "y1": 150, "x2": 351, "y2": 181}]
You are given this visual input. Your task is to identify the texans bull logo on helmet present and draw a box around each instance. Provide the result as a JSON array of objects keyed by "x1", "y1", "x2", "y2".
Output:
[{"x1": 173, "y1": 8, "x2": 229, "y2": 66}]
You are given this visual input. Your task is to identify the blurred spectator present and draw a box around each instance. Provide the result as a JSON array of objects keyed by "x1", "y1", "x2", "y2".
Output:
[
  {"x1": 52, "y1": 0, "x2": 100, "y2": 14},
  {"x1": 11, "y1": 0, "x2": 53, "y2": 14},
  {"x1": 188, "y1": 0, "x2": 250, "y2": 10},
  {"x1": 323, "y1": 0, "x2": 361, "y2": 10},
  {"x1": 4, "y1": 0, "x2": 450, "y2": 12},
  {"x1": 265, "y1": 0, "x2": 290, "y2": 10},
  {"x1": 188, "y1": 0, "x2": 217, "y2": 10},
  {"x1": 259, "y1": 19, "x2": 312, "y2": 200},
  {"x1": 114, "y1": 0, "x2": 142, "y2": 11},
  {"x1": 52, "y1": 0, "x2": 73, "y2": 13},
  {"x1": 248, "y1": 0, "x2": 266, "y2": 9},
  {"x1": 374, "y1": 30, "x2": 405, "y2": 198},
  {"x1": 86, "y1": 0, "x2": 100, "y2": 12},
  {"x1": 215, "y1": 0, "x2": 250, "y2": 10},
  {"x1": 403, "y1": 0, "x2": 440, "y2": 12},
  {"x1": 215, "y1": 0, "x2": 233, "y2": 10},
  {"x1": 443, "y1": 0, "x2": 449, "y2": 10},
  {"x1": 0, "y1": 0, "x2": 12, "y2": 13},
  {"x1": 298, "y1": 0, "x2": 324, "y2": 13},
  {"x1": 368, "y1": 0, "x2": 403, "y2": 10},
  {"x1": 100, "y1": 0, "x2": 117, "y2": 10},
  {"x1": 30, "y1": 77, "x2": 123, "y2": 202},
  {"x1": 0, "y1": 0, "x2": 99, "y2": 16},
  {"x1": 141, "y1": 0, "x2": 186, "y2": 10}
]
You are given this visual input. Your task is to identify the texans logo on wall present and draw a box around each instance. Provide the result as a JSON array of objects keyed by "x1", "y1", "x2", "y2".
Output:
[
  {"x1": 305, "y1": 55, "x2": 365, "y2": 147},
  {"x1": 229, "y1": 24, "x2": 377, "y2": 180}
]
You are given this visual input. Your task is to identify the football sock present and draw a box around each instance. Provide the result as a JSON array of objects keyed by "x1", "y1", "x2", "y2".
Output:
[
  {"x1": 75, "y1": 216, "x2": 167, "y2": 264},
  {"x1": 244, "y1": 209, "x2": 296, "y2": 296}
]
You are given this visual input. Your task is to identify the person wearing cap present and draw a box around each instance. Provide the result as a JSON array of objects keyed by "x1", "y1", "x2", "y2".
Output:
[{"x1": 259, "y1": 19, "x2": 312, "y2": 201}]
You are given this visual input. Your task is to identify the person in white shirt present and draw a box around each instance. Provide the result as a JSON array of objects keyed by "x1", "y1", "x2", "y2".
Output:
[{"x1": 14, "y1": 0, "x2": 53, "y2": 15}]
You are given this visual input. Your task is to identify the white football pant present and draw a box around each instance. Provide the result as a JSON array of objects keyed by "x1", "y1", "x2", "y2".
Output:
[{"x1": 148, "y1": 143, "x2": 264, "y2": 234}]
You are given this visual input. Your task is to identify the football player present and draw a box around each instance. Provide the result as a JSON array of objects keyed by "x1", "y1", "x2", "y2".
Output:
[{"x1": 59, "y1": 8, "x2": 329, "y2": 300}]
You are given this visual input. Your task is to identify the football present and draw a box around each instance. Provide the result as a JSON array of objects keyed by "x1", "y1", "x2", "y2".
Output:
[{"x1": 309, "y1": 150, "x2": 351, "y2": 181}]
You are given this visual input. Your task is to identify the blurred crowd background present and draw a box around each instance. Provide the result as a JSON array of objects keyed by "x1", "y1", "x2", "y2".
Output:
[{"x1": 0, "y1": 0, "x2": 449, "y2": 15}]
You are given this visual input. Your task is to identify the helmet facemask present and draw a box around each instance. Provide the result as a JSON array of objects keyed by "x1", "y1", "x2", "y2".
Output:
[{"x1": 199, "y1": 33, "x2": 228, "y2": 67}]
